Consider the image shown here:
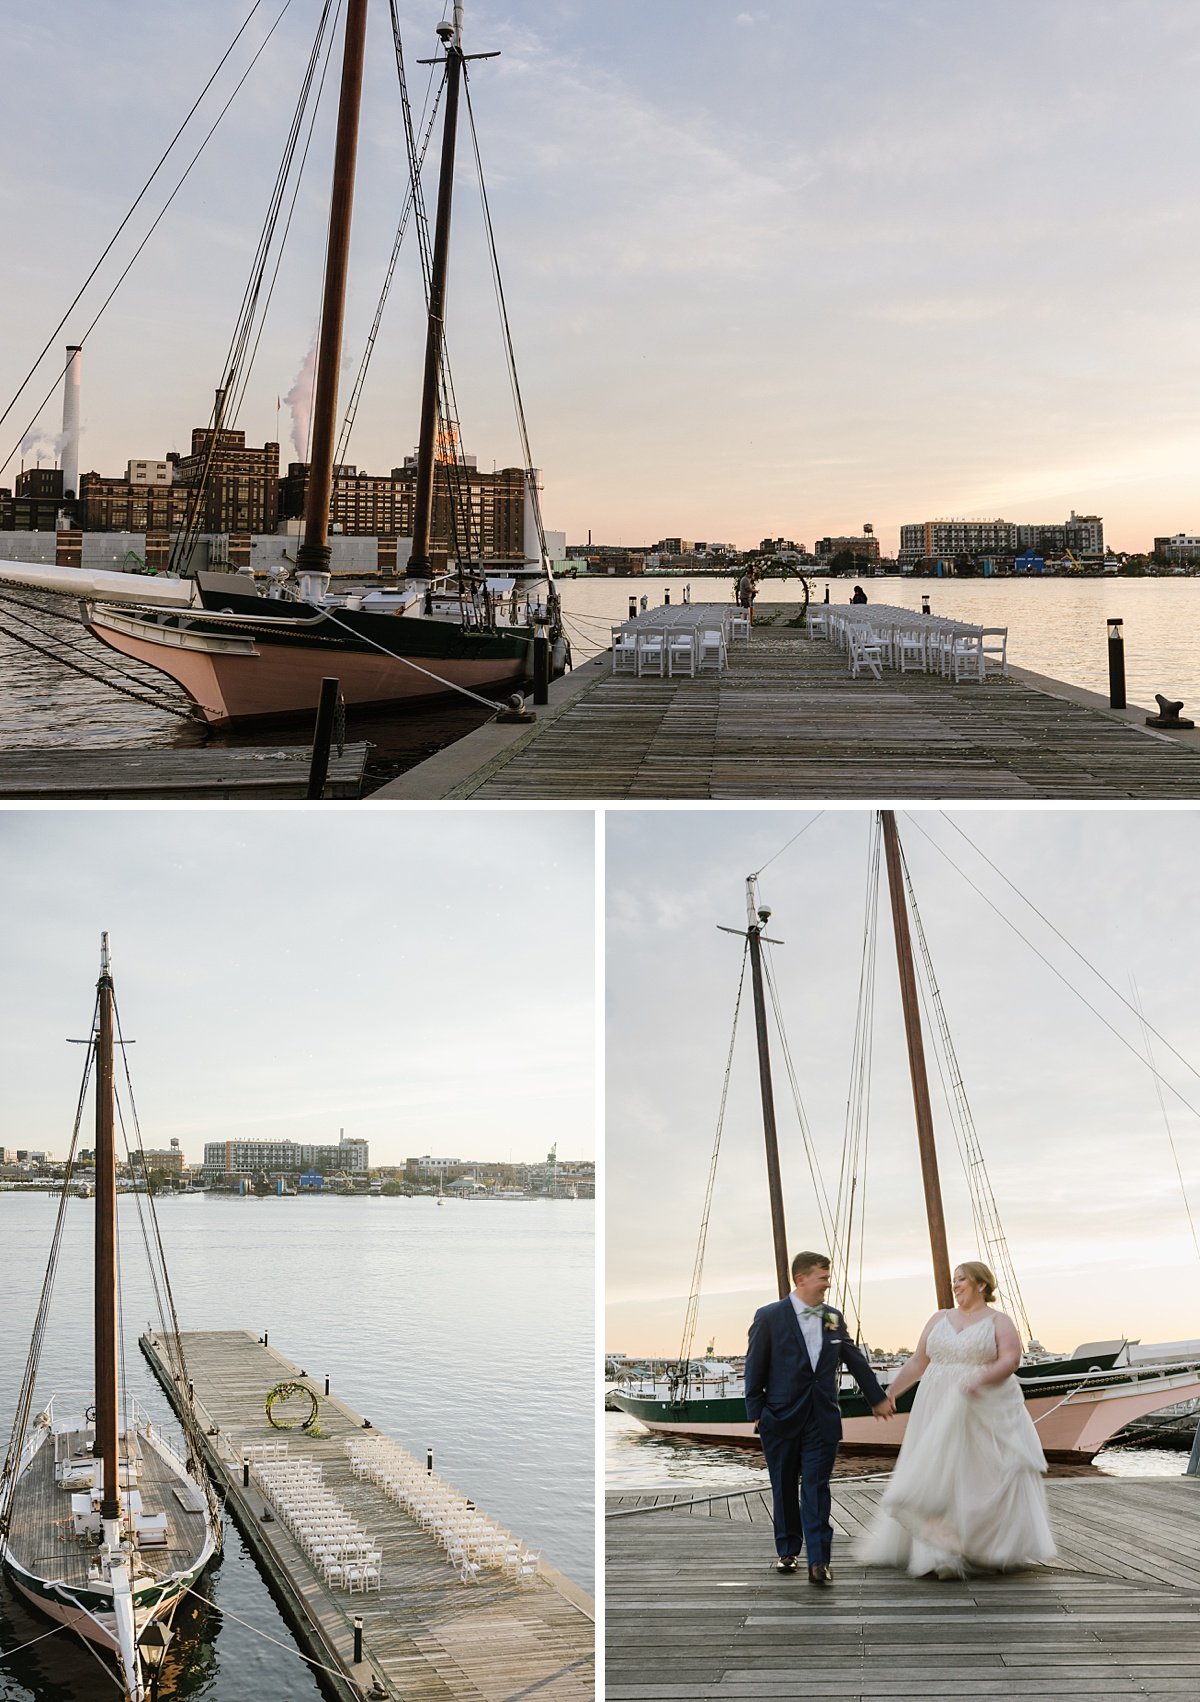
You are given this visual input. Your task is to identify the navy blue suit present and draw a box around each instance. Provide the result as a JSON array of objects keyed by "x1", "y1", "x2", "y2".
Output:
[{"x1": 744, "y1": 1296, "x2": 886, "y2": 1563}]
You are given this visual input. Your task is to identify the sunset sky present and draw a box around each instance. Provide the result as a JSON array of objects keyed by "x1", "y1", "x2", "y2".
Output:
[
  {"x1": 0, "y1": 810, "x2": 594, "y2": 1168},
  {"x1": 2, "y1": 2, "x2": 1198, "y2": 554},
  {"x1": 606, "y1": 808, "x2": 1200, "y2": 1357}
]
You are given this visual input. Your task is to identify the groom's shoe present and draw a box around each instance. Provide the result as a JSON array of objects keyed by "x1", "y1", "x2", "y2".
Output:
[
  {"x1": 807, "y1": 1564, "x2": 833, "y2": 1587},
  {"x1": 774, "y1": 1555, "x2": 799, "y2": 1573}
]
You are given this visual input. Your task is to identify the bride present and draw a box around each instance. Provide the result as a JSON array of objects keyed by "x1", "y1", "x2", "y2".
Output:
[{"x1": 857, "y1": 1261, "x2": 1056, "y2": 1578}]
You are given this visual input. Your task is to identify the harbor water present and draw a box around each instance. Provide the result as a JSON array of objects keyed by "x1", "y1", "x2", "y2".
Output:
[
  {"x1": 606, "y1": 1408, "x2": 1191, "y2": 1490},
  {"x1": 0, "y1": 1193, "x2": 593, "y2": 1701}
]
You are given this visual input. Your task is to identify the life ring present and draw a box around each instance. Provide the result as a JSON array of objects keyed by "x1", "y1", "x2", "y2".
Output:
[{"x1": 264, "y1": 1381, "x2": 319, "y2": 1432}]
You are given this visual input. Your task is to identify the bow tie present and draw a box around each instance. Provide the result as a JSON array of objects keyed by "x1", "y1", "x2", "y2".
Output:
[{"x1": 799, "y1": 1306, "x2": 824, "y2": 1318}]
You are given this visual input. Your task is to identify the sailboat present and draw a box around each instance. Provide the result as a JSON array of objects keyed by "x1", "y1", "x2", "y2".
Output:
[
  {"x1": 4, "y1": 2, "x2": 564, "y2": 726},
  {"x1": 610, "y1": 812, "x2": 1200, "y2": 1460},
  {"x1": 0, "y1": 937, "x2": 220, "y2": 1700}
]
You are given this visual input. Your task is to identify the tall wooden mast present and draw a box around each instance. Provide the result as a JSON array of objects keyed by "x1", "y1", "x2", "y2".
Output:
[
  {"x1": 295, "y1": 0, "x2": 370, "y2": 584},
  {"x1": 410, "y1": 4, "x2": 498, "y2": 578},
  {"x1": 94, "y1": 934, "x2": 120, "y2": 1521},
  {"x1": 880, "y1": 812, "x2": 953, "y2": 1308},
  {"x1": 721, "y1": 878, "x2": 790, "y2": 1299}
]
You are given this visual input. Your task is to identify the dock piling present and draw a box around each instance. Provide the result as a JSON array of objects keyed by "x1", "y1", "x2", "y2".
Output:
[{"x1": 1108, "y1": 616, "x2": 1127, "y2": 707}]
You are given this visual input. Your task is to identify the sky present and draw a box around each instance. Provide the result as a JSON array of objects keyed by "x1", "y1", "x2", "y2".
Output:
[
  {"x1": 0, "y1": 808, "x2": 594, "y2": 1168},
  {"x1": 2, "y1": 2, "x2": 1199, "y2": 555},
  {"x1": 606, "y1": 807, "x2": 1200, "y2": 1358}
]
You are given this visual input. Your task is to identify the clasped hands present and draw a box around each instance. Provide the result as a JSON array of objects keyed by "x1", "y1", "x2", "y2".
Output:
[{"x1": 870, "y1": 1395, "x2": 896, "y2": 1421}]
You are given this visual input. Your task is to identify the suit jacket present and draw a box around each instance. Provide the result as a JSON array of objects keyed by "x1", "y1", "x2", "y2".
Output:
[{"x1": 744, "y1": 1297, "x2": 886, "y2": 1439}]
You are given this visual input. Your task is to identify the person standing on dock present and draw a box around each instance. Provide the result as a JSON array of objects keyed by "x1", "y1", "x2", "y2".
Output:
[
  {"x1": 745, "y1": 1252, "x2": 893, "y2": 1585},
  {"x1": 737, "y1": 567, "x2": 759, "y2": 622}
]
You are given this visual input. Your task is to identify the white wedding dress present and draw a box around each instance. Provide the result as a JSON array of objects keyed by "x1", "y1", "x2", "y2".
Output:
[{"x1": 857, "y1": 1313, "x2": 1056, "y2": 1575}]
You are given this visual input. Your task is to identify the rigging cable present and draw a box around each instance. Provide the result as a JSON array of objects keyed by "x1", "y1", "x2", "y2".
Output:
[
  {"x1": 0, "y1": 0, "x2": 281, "y2": 456},
  {"x1": 677, "y1": 945, "x2": 749, "y2": 1370},
  {"x1": 1, "y1": 0, "x2": 300, "y2": 490},
  {"x1": 1130, "y1": 976, "x2": 1200, "y2": 1262},
  {"x1": 899, "y1": 837, "x2": 1035, "y2": 1344},
  {"x1": 905, "y1": 813, "x2": 1200, "y2": 1126},
  {"x1": 0, "y1": 611, "x2": 200, "y2": 721},
  {"x1": 0, "y1": 999, "x2": 96, "y2": 1535},
  {"x1": 752, "y1": 813, "x2": 825, "y2": 878},
  {"x1": 463, "y1": 71, "x2": 553, "y2": 582},
  {"x1": 171, "y1": 0, "x2": 342, "y2": 573}
]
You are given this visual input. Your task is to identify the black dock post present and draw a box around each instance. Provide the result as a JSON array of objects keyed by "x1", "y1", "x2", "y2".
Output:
[
  {"x1": 1107, "y1": 618, "x2": 1126, "y2": 708},
  {"x1": 427, "y1": 1446, "x2": 434, "y2": 1474},
  {"x1": 533, "y1": 636, "x2": 550, "y2": 705},
  {"x1": 353, "y1": 1615, "x2": 364, "y2": 1665},
  {"x1": 307, "y1": 677, "x2": 341, "y2": 798},
  {"x1": 324, "y1": 1375, "x2": 330, "y2": 1395},
  {"x1": 628, "y1": 596, "x2": 637, "y2": 620}
]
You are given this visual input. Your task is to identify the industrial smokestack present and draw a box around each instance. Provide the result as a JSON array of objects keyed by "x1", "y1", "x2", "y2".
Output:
[{"x1": 61, "y1": 345, "x2": 81, "y2": 499}]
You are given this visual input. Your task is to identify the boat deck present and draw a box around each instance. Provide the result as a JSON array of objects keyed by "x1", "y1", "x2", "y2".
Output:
[
  {"x1": 606, "y1": 1478, "x2": 1200, "y2": 1699},
  {"x1": 4, "y1": 1426, "x2": 211, "y2": 1588},
  {"x1": 143, "y1": 1329, "x2": 594, "y2": 1702}
]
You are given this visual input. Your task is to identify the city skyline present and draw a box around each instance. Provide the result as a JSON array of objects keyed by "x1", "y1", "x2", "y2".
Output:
[
  {"x1": 0, "y1": 811, "x2": 595, "y2": 1168},
  {"x1": 606, "y1": 809, "x2": 1200, "y2": 1358},
  {"x1": 2, "y1": 3, "x2": 1198, "y2": 555}
]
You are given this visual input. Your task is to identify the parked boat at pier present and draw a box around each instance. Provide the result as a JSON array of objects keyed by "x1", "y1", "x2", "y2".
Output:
[{"x1": 0, "y1": 936, "x2": 220, "y2": 1700}]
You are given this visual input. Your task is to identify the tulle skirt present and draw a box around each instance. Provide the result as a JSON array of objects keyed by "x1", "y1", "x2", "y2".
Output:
[{"x1": 856, "y1": 1367, "x2": 1056, "y2": 1575}]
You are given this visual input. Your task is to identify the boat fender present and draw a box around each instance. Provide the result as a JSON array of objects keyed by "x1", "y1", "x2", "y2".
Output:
[{"x1": 551, "y1": 636, "x2": 571, "y2": 675}]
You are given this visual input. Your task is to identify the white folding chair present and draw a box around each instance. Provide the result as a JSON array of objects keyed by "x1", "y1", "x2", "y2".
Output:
[
  {"x1": 979, "y1": 628, "x2": 1008, "y2": 678},
  {"x1": 611, "y1": 626, "x2": 638, "y2": 675},
  {"x1": 848, "y1": 629, "x2": 884, "y2": 680},
  {"x1": 666, "y1": 629, "x2": 696, "y2": 677},
  {"x1": 635, "y1": 632, "x2": 665, "y2": 676},
  {"x1": 895, "y1": 627, "x2": 927, "y2": 673},
  {"x1": 806, "y1": 607, "x2": 830, "y2": 641},
  {"x1": 696, "y1": 628, "x2": 726, "y2": 673},
  {"x1": 729, "y1": 610, "x2": 751, "y2": 640},
  {"x1": 951, "y1": 632, "x2": 984, "y2": 682}
]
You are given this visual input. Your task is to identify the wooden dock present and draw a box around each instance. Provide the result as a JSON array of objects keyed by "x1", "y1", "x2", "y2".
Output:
[
  {"x1": 382, "y1": 612, "x2": 1200, "y2": 799},
  {"x1": 606, "y1": 1478, "x2": 1200, "y2": 1699},
  {"x1": 142, "y1": 1330, "x2": 593, "y2": 1702},
  {"x1": 0, "y1": 743, "x2": 369, "y2": 798}
]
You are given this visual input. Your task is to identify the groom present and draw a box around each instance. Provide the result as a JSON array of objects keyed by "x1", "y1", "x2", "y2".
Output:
[{"x1": 745, "y1": 1250, "x2": 894, "y2": 1585}]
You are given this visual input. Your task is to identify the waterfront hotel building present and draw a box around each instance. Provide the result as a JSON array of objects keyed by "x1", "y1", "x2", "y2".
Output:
[
  {"x1": 203, "y1": 1134, "x2": 369, "y2": 1179},
  {"x1": 898, "y1": 511, "x2": 1104, "y2": 565}
]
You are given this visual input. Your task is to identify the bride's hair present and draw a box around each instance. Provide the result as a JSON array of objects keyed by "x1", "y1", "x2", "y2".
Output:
[{"x1": 957, "y1": 1261, "x2": 996, "y2": 1302}]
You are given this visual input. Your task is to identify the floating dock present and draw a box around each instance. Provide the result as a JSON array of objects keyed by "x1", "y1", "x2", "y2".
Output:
[
  {"x1": 376, "y1": 610, "x2": 1200, "y2": 800},
  {"x1": 606, "y1": 1477, "x2": 1200, "y2": 1700},
  {"x1": 0, "y1": 743, "x2": 369, "y2": 799},
  {"x1": 142, "y1": 1330, "x2": 593, "y2": 1702}
]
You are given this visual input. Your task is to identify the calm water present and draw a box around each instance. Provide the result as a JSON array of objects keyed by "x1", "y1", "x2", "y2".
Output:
[
  {"x1": 0, "y1": 1194, "x2": 593, "y2": 1701},
  {"x1": 606, "y1": 1409, "x2": 1189, "y2": 1489},
  {"x1": 4, "y1": 576, "x2": 1199, "y2": 781},
  {"x1": 558, "y1": 573, "x2": 1200, "y2": 710}
]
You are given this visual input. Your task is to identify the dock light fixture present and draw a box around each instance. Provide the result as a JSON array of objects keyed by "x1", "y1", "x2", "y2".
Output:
[
  {"x1": 1107, "y1": 617, "x2": 1126, "y2": 709},
  {"x1": 138, "y1": 1620, "x2": 173, "y2": 1699},
  {"x1": 353, "y1": 1615, "x2": 364, "y2": 1665}
]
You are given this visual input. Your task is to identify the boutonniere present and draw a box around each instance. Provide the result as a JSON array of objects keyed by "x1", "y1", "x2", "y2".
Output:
[{"x1": 822, "y1": 1309, "x2": 840, "y2": 1332}]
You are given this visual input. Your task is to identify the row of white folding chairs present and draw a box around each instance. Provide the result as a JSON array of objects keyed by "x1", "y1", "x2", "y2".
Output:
[
  {"x1": 830, "y1": 612, "x2": 1007, "y2": 682},
  {"x1": 252, "y1": 1456, "x2": 381, "y2": 1593},
  {"x1": 344, "y1": 1437, "x2": 540, "y2": 1586},
  {"x1": 611, "y1": 624, "x2": 730, "y2": 678}
]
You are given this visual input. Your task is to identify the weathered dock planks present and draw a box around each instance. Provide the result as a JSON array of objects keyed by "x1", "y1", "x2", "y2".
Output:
[
  {"x1": 391, "y1": 614, "x2": 1200, "y2": 800},
  {"x1": 606, "y1": 1478, "x2": 1200, "y2": 1700},
  {"x1": 142, "y1": 1330, "x2": 593, "y2": 1702},
  {"x1": 0, "y1": 743, "x2": 369, "y2": 798}
]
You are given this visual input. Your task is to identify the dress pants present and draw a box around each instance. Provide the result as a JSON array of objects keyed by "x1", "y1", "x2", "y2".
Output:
[{"x1": 762, "y1": 1421, "x2": 840, "y2": 1564}]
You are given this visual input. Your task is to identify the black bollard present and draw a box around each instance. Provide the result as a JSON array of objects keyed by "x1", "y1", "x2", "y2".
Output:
[
  {"x1": 324, "y1": 1375, "x2": 330, "y2": 1395},
  {"x1": 263, "y1": 1332, "x2": 268, "y2": 1348},
  {"x1": 307, "y1": 677, "x2": 341, "y2": 799},
  {"x1": 921, "y1": 594, "x2": 931, "y2": 616},
  {"x1": 427, "y1": 1446, "x2": 434, "y2": 1475},
  {"x1": 628, "y1": 596, "x2": 637, "y2": 620},
  {"x1": 664, "y1": 587, "x2": 670, "y2": 605},
  {"x1": 533, "y1": 634, "x2": 550, "y2": 705},
  {"x1": 243, "y1": 1460, "x2": 249, "y2": 1488},
  {"x1": 353, "y1": 1615, "x2": 364, "y2": 1665},
  {"x1": 1107, "y1": 618, "x2": 1126, "y2": 709}
]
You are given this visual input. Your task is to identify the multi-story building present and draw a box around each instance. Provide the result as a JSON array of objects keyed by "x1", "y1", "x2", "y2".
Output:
[
  {"x1": 203, "y1": 1134, "x2": 368, "y2": 1179},
  {"x1": 1154, "y1": 533, "x2": 1200, "y2": 563},
  {"x1": 279, "y1": 459, "x2": 528, "y2": 562},
  {"x1": 814, "y1": 534, "x2": 880, "y2": 564},
  {"x1": 1, "y1": 467, "x2": 69, "y2": 530},
  {"x1": 898, "y1": 513, "x2": 1104, "y2": 566},
  {"x1": 78, "y1": 470, "x2": 193, "y2": 534},
  {"x1": 171, "y1": 420, "x2": 280, "y2": 534}
]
